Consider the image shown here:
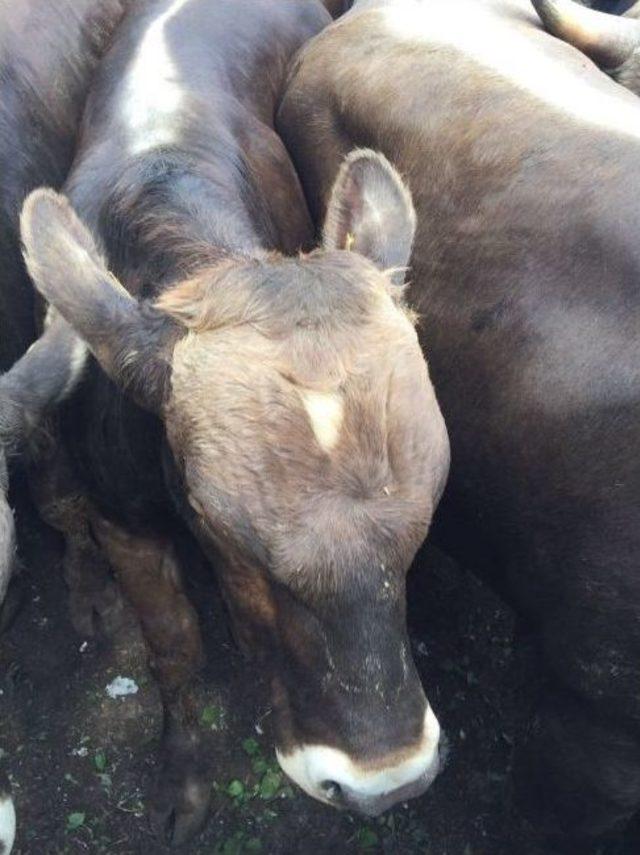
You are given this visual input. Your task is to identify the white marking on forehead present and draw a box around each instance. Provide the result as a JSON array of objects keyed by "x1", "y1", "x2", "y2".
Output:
[
  {"x1": 0, "y1": 792, "x2": 16, "y2": 855},
  {"x1": 382, "y1": 0, "x2": 640, "y2": 140},
  {"x1": 123, "y1": 0, "x2": 191, "y2": 156},
  {"x1": 276, "y1": 705, "x2": 440, "y2": 804},
  {"x1": 300, "y1": 390, "x2": 344, "y2": 452}
]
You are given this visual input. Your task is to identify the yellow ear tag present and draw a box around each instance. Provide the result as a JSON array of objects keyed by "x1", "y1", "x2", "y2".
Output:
[{"x1": 345, "y1": 232, "x2": 355, "y2": 251}]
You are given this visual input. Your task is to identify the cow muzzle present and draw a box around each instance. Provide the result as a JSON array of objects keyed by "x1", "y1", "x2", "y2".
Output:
[{"x1": 276, "y1": 705, "x2": 441, "y2": 816}]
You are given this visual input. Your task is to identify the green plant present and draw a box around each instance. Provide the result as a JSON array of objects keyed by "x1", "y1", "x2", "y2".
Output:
[
  {"x1": 94, "y1": 750, "x2": 107, "y2": 772},
  {"x1": 201, "y1": 705, "x2": 225, "y2": 731},
  {"x1": 66, "y1": 812, "x2": 85, "y2": 832},
  {"x1": 213, "y1": 831, "x2": 262, "y2": 855},
  {"x1": 355, "y1": 827, "x2": 379, "y2": 851}
]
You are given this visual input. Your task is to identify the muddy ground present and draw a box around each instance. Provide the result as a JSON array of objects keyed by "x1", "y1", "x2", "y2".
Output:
[{"x1": 1, "y1": 488, "x2": 638, "y2": 855}]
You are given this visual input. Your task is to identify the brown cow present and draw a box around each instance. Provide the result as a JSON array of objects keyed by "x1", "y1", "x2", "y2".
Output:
[
  {"x1": 19, "y1": 0, "x2": 449, "y2": 842},
  {"x1": 0, "y1": 4, "x2": 136, "y2": 849},
  {"x1": 278, "y1": 0, "x2": 640, "y2": 841},
  {"x1": 0, "y1": 0, "x2": 134, "y2": 369},
  {"x1": 0, "y1": 0, "x2": 136, "y2": 612}
]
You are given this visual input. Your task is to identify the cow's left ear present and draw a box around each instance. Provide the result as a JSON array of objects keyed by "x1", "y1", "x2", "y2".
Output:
[
  {"x1": 323, "y1": 149, "x2": 416, "y2": 285},
  {"x1": 21, "y1": 189, "x2": 177, "y2": 414}
]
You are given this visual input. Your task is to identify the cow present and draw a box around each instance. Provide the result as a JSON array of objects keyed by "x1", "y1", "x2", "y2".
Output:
[
  {"x1": 19, "y1": 0, "x2": 450, "y2": 843},
  {"x1": 0, "y1": 3, "x2": 136, "y2": 850},
  {"x1": 0, "y1": 0, "x2": 136, "y2": 612},
  {"x1": 532, "y1": 0, "x2": 640, "y2": 93},
  {"x1": 0, "y1": 0, "x2": 134, "y2": 369},
  {"x1": 277, "y1": 0, "x2": 640, "y2": 841}
]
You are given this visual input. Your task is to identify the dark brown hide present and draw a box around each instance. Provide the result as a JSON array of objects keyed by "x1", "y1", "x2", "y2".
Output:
[
  {"x1": 278, "y1": 0, "x2": 640, "y2": 839},
  {"x1": 0, "y1": 0, "x2": 134, "y2": 623},
  {"x1": 0, "y1": 0, "x2": 133, "y2": 368}
]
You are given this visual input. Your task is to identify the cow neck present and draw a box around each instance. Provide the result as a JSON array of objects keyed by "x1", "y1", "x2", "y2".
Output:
[{"x1": 100, "y1": 157, "x2": 269, "y2": 299}]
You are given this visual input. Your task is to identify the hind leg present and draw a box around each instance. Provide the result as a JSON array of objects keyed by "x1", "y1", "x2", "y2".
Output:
[
  {"x1": 28, "y1": 442, "x2": 124, "y2": 637},
  {"x1": 91, "y1": 516, "x2": 209, "y2": 846}
]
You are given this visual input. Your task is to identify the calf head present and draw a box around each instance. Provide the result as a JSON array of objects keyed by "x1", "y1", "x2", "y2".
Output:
[{"x1": 21, "y1": 150, "x2": 450, "y2": 815}]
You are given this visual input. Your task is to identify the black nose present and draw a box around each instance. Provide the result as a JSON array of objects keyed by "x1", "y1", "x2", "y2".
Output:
[
  {"x1": 321, "y1": 780, "x2": 345, "y2": 804},
  {"x1": 338, "y1": 754, "x2": 441, "y2": 818}
]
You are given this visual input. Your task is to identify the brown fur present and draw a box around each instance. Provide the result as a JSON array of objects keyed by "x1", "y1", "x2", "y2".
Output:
[
  {"x1": 20, "y1": 0, "x2": 449, "y2": 834},
  {"x1": 163, "y1": 250, "x2": 445, "y2": 596}
]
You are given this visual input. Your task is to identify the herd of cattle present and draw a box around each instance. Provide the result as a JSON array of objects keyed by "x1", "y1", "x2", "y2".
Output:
[{"x1": 1, "y1": 0, "x2": 640, "y2": 850}]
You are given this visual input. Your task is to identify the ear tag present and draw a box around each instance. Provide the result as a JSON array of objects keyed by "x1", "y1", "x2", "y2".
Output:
[{"x1": 345, "y1": 232, "x2": 355, "y2": 251}]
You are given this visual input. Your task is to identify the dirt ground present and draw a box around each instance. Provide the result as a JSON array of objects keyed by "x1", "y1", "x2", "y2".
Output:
[{"x1": 1, "y1": 488, "x2": 639, "y2": 855}]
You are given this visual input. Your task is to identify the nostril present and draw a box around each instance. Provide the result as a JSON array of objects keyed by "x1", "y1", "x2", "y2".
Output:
[{"x1": 321, "y1": 780, "x2": 343, "y2": 802}]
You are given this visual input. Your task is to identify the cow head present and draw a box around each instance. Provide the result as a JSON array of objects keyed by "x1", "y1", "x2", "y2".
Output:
[
  {"x1": 532, "y1": 0, "x2": 640, "y2": 94},
  {"x1": 21, "y1": 150, "x2": 450, "y2": 815}
]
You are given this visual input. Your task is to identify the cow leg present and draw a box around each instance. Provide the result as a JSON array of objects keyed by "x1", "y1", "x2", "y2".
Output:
[
  {"x1": 29, "y1": 443, "x2": 124, "y2": 637},
  {"x1": 515, "y1": 685, "x2": 640, "y2": 838},
  {"x1": 516, "y1": 600, "x2": 640, "y2": 838},
  {"x1": 90, "y1": 517, "x2": 209, "y2": 846}
]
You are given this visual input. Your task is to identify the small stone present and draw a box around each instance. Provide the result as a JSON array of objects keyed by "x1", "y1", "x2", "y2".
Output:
[
  {"x1": 105, "y1": 676, "x2": 139, "y2": 699},
  {"x1": 71, "y1": 747, "x2": 88, "y2": 757}
]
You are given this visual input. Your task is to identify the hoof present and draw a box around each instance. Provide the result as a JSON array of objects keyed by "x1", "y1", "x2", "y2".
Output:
[
  {"x1": 69, "y1": 579, "x2": 125, "y2": 638},
  {"x1": 148, "y1": 766, "x2": 211, "y2": 846}
]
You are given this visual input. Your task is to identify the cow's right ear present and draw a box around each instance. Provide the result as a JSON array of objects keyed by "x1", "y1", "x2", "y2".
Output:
[
  {"x1": 323, "y1": 149, "x2": 416, "y2": 285},
  {"x1": 20, "y1": 189, "x2": 177, "y2": 413}
]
